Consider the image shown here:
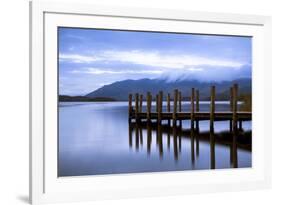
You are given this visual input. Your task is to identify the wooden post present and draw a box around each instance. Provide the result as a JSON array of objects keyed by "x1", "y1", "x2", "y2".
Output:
[
  {"x1": 156, "y1": 94, "x2": 159, "y2": 113},
  {"x1": 146, "y1": 92, "x2": 151, "y2": 121},
  {"x1": 167, "y1": 93, "x2": 171, "y2": 126},
  {"x1": 232, "y1": 84, "x2": 238, "y2": 132},
  {"x1": 173, "y1": 89, "x2": 178, "y2": 126},
  {"x1": 167, "y1": 93, "x2": 171, "y2": 112},
  {"x1": 178, "y1": 91, "x2": 182, "y2": 112},
  {"x1": 139, "y1": 94, "x2": 143, "y2": 113},
  {"x1": 195, "y1": 90, "x2": 200, "y2": 132},
  {"x1": 128, "y1": 94, "x2": 132, "y2": 121},
  {"x1": 230, "y1": 86, "x2": 233, "y2": 132},
  {"x1": 158, "y1": 91, "x2": 163, "y2": 124},
  {"x1": 178, "y1": 91, "x2": 182, "y2": 127},
  {"x1": 210, "y1": 86, "x2": 215, "y2": 131},
  {"x1": 135, "y1": 93, "x2": 139, "y2": 122},
  {"x1": 191, "y1": 88, "x2": 195, "y2": 129}
]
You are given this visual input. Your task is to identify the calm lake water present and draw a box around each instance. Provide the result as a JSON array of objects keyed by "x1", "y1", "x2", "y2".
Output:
[{"x1": 58, "y1": 101, "x2": 251, "y2": 177}]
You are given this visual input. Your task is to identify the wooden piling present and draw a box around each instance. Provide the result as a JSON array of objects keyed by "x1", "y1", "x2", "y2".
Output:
[
  {"x1": 167, "y1": 93, "x2": 171, "y2": 125},
  {"x1": 191, "y1": 88, "x2": 195, "y2": 129},
  {"x1": 156, "y1": 94, "x2": 159, "y2": 113},
  {"x1": 128, "y1": 94, "x2": 132, "y2": 122},
  {"x1": 139, "y1": 94, "x2": 143, "y2": 113},
  {"x1": 146, "y1": 92, "x2": 151, "y2": 121},
  {"x1": 178, "y1": 91, "x2": 182, "y2": 112},
  {"x1": 178, "y1": 91, "x2": 182, "y2": 127},
  {"x1": 232, "y1": 84, "x2": 238, "y2": 131},
  {"x1": 135, "y1": 93, "x2": 139, "y2": 122},
  {"x1": 158, "y1": 91, "x2": 163, "y2": 124},
  {"x1": 210, "y1": 86, "x2": 215, "y2": 131},
  {"x1": 167, "y1": 93, "x2": 171, "y2": 112},
  {"x1": 128, "y1": 94, "x2": 132, "y2": 114},
  {"x1": 173, "y1": 89, "x2": 178, "y2": 125}
]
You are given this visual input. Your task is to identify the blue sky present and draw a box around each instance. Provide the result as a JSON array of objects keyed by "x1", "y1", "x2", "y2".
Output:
[{"x1": 59, "y1": 27, "x2": 252, "y2": 96}]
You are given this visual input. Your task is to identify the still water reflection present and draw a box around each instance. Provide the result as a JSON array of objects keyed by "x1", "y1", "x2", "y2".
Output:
[{"x1": 59, "y1": 102, "x2": 251, "y2": 177}]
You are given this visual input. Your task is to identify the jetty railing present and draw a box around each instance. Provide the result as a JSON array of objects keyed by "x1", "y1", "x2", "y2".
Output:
[{"x1": 128, "y1": 84, "x2": 252, "y2": 132}]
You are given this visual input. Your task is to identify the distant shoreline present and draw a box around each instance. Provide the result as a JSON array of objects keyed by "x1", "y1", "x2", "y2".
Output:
[{"x1": 59, "y1": 95, "x2": 117, "y2": 102}]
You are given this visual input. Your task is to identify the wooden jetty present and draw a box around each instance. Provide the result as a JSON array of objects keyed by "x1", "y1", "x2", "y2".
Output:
[{"x1": 128, "y1": 84, "x2": 252, "y2": 131}]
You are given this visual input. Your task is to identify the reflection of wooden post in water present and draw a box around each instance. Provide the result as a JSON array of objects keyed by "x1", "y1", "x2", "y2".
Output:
[
  {"x1": 167, "y1": 93, "x2": 171, "y2": 126},
  {"x1": 178, "y1": 131, "x2": 182, "y2": 153},
  {"x1": 230, "y1": 87, "x2": 233, "y2": 132},
  {"x1": 158, "y1": 91, "x2": 163, "y2": 125},
  {"x1": 167, "y1": 131, "x2": 171, "y2": 150},
  {"x1": 139, "y1": 126, "x2": 143, "y2": 146},
  {"x1": 210, "y1": 127, "x2": 216, "y2": 169},
  {"x1": 147, "y1": 123, "x2": 152, "y2": 155},
  {"x1": 195, "y1": 89, "x2": 200, "y2": 156},
  {"x1": 173, "y1": 89, "x2": 178, "y2": 126},
  {"x1": 129, "y1": 123, "x2": 133, "y2": 148},
  {"x1": 232, "y1": 84, "x2": 238, "y2": 168},
  {"x1": 135, "y1": 93, "x2": 139, "y2": 122},
  {"x1": 178, "y1": 91, "x2": 182, "y2": 127},
  {"x1": 139, "y1": 94, "x2": 143, "y2": 113},
  {"x1": 146, "y1": 92, "x2": 151, "y2": 122},
  {"x1": 173, "y1": 125, "x2": 178, "y2": 161},
  {"x1": 191, "y1": 125, "x2": 195, "y2": 164},
  {"x1": 210, "y1": 86, "x2": 216, "y2": 169},
  {"x1": 158, "y1": 124, "x2": 163, "y2": 158},
  {"x1": 135, "y1": 123, "x2": 139, "y2": 151},
  {"x1": 238, "y1": 120, "x2": 242, "y2": 130},
  {"x1": 231, "y1": 135, "x2": 238, "y2": 168},
  {"x1": 128, "y1": 94, "x2": 132, "y2": 122}
]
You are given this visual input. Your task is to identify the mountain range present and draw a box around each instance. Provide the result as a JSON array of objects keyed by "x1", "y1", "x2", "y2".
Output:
[{"x1": 85, "y1": 78, "x2": 251, "y2": 101}]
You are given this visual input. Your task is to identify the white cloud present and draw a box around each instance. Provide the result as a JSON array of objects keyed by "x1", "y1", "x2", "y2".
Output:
[
  {"x1": 59, "y1": 53, "x2": 102, "y2": 63},
  {"x1": 59, "y1": 49, "x2": 246, "y2": 69},
  {"x1": 70, "y1": 67, "x2": 163, "y2": 75}
]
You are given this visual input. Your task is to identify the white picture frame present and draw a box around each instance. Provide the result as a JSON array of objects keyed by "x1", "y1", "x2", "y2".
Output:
[{"x1": 30, "y1": 1, "x2": 272, "y2": 204}]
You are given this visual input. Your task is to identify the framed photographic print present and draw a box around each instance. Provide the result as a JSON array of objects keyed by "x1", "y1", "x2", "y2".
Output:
[{"x1": 30, "y1": 1, "x2": 271, "y2": 204}]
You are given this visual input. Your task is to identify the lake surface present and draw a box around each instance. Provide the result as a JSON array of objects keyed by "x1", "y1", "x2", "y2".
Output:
[{"x1": 58, "y1": 101, "x2": 251, "y2": 177}]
